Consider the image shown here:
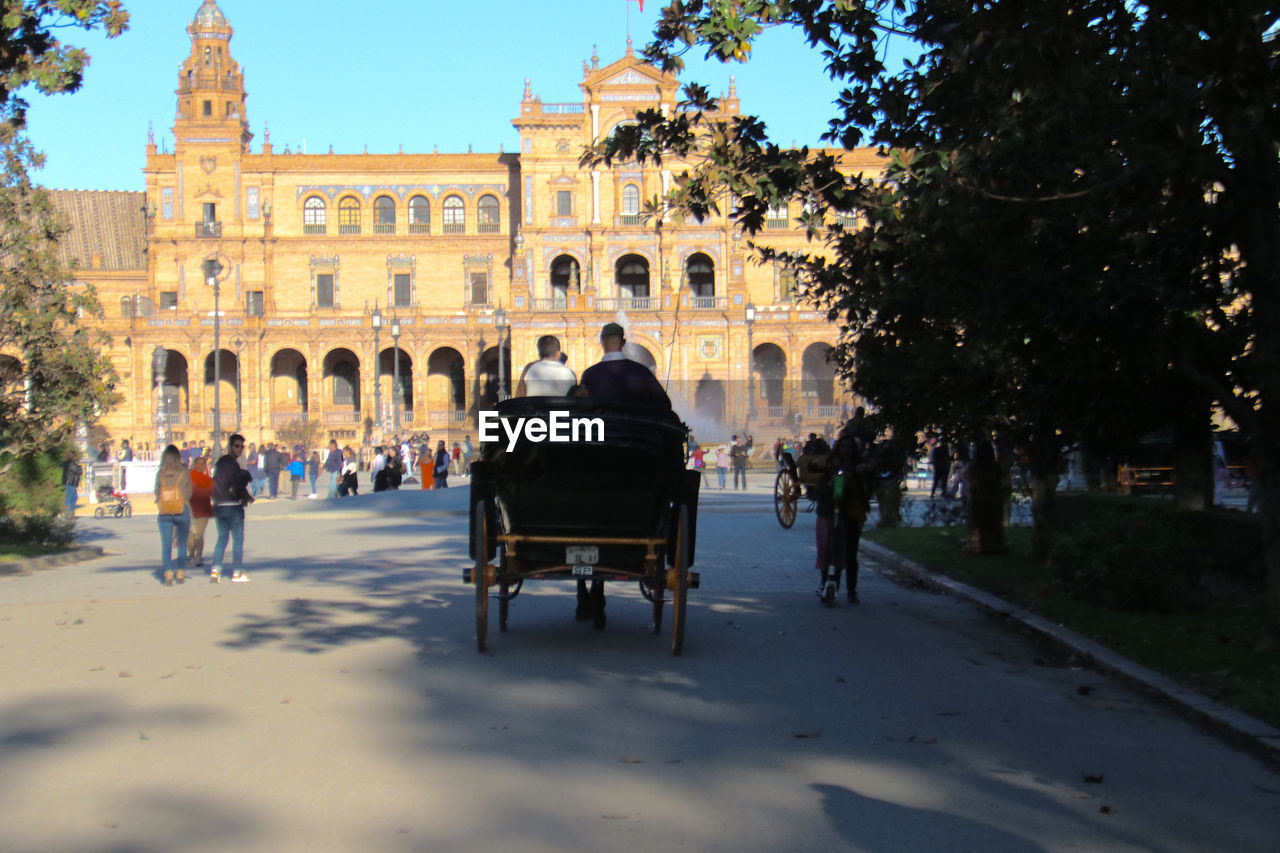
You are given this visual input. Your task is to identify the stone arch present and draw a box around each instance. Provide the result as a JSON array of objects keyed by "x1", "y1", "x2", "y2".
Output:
[
  {"x1": 549, "y1": 253, "x2": 580, "y2": 304},
  {"x1": 269, "y1": 348, "x2": 308, "y2": 414},
  {"x1": 615, "y1": 253, "x2": 651, "y2": 301},
  {"x1": 426, "y1": 346, "x2": 466, "y2": 414},
  {"x1": 377, "y1": 346, "x2": 414, "y2": 419},
  {"x1": 323, "y1": 348, "x2": 361, "y2": 411},
  {"x1": 802, "y1": 342, "x2": 837, "y2": 408},
  {"x1": 158, "y1": 349, "x2": 190, "y2": 416},
  {"x1": 684, "y1": 251, "x2": 715, "y2": 298},
  {"x1": 752, "y1": 342, "x2": 786, "y2": 412}
]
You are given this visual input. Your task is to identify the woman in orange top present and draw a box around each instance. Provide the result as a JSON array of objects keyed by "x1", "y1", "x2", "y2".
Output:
[{"x1": 187, "y1": 454, "x2": 215, "y2": 568}]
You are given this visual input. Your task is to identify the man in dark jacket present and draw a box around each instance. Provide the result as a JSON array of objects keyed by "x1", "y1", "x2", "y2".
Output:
[
  {"x1": 574, "y1": 323, "x2": 675, "y2": 628},
  {"x1": 262, "y1": 442, "x2": 282, "y2": 499},
  {"x1": 210, "y1": 433, "x2": 253, "y2": 583},
  {"x1": 579, "y1": 323, "x2": 671, "y2": 410},
  {"x1": 323, "y1": 439, "x2": 342, "y2": 499}
]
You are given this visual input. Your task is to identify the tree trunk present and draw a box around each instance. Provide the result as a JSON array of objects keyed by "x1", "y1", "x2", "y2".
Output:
[
  {"x1": 1030, "y1": 470, "x2": 1058, "y2": 563},
  {"x1": 1027, "y1": 440, "x2": 1061, "y2": 564},
  {"x1": 1172, "y1": 403, "x2": 1211, "y2": 512}
]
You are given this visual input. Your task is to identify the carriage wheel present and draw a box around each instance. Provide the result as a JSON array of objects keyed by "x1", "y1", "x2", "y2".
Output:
[
  {"x1": 473, "y1": 499, "x2": 490, "y2": 652},
  {"x1": 671, "y1": 504, "x2": 690, "y2": 656},
  {"x1": 774, "y1": 469, "x2": 799, "y2": 528}
]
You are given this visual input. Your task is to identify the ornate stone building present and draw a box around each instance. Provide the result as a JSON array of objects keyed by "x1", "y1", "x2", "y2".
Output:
[{"x1": 52, "y1": 1, "x2": 877, "y2": 450}]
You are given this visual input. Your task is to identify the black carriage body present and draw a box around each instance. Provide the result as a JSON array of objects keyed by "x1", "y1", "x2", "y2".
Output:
[{"x1": 469, "y1": 397, "x2": 698, "y2": 574}]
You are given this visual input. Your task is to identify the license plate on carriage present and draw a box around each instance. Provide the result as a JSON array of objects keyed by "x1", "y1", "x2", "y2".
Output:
[{"x1": 567, "y1": 546, "x2": 598, "y2": 574}]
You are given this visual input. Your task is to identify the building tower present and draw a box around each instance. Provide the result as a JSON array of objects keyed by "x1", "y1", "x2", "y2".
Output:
[{"x1": 174, "y1": 0, "x2": 251, "y2": 153}]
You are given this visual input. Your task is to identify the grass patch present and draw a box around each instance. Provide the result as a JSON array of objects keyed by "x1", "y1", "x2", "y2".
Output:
[
  {"x1": 0, "y1": 542, "x2": 70, "y2": 562},
  {"x1": 865, "y1": 496, "x2": 1280, "y2": 730}
]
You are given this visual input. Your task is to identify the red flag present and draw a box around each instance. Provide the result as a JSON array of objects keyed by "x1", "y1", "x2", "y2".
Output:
[{"x1": 630, "y1": 0, "x2": 644, "y2": 11}]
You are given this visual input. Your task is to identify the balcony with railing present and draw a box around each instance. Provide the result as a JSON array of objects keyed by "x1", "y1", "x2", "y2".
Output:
[
  {"x1": 303, "y1": 224, "x2": 326, "y2": 235},
  {"x1": 616, "y1": 214, "x2": 642, "y2": 227},
  {"x1": 596, "y1": 296, "x2": 653, "y2": 311},
  {"x1": 323, "y1": 411, "x2": 363, "y2": 425},
  {"x1": 689, "y1": 296, "x2": 727, "y2": 310},
  {"x1": 338, "y1": 224, "x2": 361, "y2": 235},
  {"x1": 442, "y1": 223, "x2": 465, "y2": 235},
  {"x1": 194, "y1": 221, "x2": 222, "y2": 238},
  {"x1": 408, "y1": 223, "x2": 430, "y2": 234},
  {"x1": 531, "y1": 298, "x2": 570, "y2": 311},
  {"x1": 270, "y1": 412, "x2": 309, "y2": 426},
  {"x1": 373, "y1": 223, "x2": 396, "y2": 234},
  {"x1": 477, "y1": 222, "x2": 500, "y2": 234}
]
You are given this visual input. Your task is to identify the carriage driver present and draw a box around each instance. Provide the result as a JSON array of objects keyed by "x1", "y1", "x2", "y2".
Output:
[{"x1": 571, "y1": 322, "x2": 675, "y2": 628}]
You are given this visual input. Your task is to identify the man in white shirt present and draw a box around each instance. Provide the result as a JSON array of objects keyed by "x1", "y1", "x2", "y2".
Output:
[{"x1": 515, "y1": 335, "x2": 577, "y2": 396}]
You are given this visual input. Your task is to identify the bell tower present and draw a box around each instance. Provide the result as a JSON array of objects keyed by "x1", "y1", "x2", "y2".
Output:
[{"x1": 173, "y1": 0, "x2": 251, "y2": 152}]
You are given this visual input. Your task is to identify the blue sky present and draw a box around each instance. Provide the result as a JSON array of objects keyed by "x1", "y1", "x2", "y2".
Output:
[{"x1": 23, "y1": 0, "x2": 864, "y2": 191}]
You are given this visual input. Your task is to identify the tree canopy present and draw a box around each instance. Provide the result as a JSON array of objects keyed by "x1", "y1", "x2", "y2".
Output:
[
  {"x1": 0, "y1": 1, "x2": 128, "y2": 465},
  {"x1": 587, "y1": 0, "x2": 1280, "y2": 627}
]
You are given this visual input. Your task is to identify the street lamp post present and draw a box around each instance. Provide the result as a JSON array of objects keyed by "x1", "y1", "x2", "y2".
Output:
[
  {"x1": 233, "y1": 336, "x2": 243, "y2": 433},
  {"x1": 391, "y1": 314, "x2": 402, "y2": 433},
  {"x1": 152, "y1": 345, "x2": 168, "y2": 449},
  {"x1": 495, "y1": 305, "x2": 507, "y2": 401},
  {"x1": 203, "y1": 258, "x2": 224, "y2": 454},
  {"x1": 371, "y1": 305, "x2": 383, "y2": 438},
  {"x1": 745, "y1": 302, "x2": 756, "y2": 434}
]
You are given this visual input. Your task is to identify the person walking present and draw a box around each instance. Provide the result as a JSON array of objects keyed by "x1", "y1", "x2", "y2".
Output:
[
  {"x1": 451, "y1": 441, "x2": 462, "y2": 476},
  {"x1": 60, "y1": 448, "x2": 81, "y2": 517},
  {"x1": 930, "y1": 439, "x2": 951, "y2": 499},
  {"x1": 433, "y1": 440, "x2": 451, "y2": 489},
  {"x1": 210, "y1": 433, "x2": 253, "y2": 583},
  {"x1": 153, "y1": 444, "x2": 192, "y2": 587},
  {"x1": 715, "y1": 445, "x2": 730, "y2": 490},
  {"x1": 730, "y1": 434, "x2": 749, "y2": 490},
  {"x1": 187, "y1": 454, "x2": 214, "y2": 568},
  {"x1": 263, "y1": 442, "x2": 282, "y2": 499},
  {"x1": 323, "y1": 439, "x2": 342, "y2": 499},
  {"x1": 462, "y1": 435, "x2": 474, "y2": 476}
]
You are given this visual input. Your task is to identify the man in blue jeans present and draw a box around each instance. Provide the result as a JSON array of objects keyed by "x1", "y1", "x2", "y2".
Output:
[
  {"x1": 210, "y1": 433, "x2": 253, "y2": 583},
  {"x1": 323, "y1": 438, "x2": 343, "y2": 499},
  {"x1": 60, "y1": 448, "x2": 82, "y2": 517}
]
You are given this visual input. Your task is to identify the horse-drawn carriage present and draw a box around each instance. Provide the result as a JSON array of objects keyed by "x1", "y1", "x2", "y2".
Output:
[
  {"x1": 773, "y1": 450, "x2": 830, "y2": 528},
  {"x1": 466, "y1": 397, "x2": 701, "y2": 654}
]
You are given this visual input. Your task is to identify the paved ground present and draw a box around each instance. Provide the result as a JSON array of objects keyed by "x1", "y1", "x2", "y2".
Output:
[{"x1": 1, "y1": 481, "x2": 1276, "y2": 852}]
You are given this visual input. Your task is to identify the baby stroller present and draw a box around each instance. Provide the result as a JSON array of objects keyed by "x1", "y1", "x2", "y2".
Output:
[{"x1": 93, "y1": 483, "x2": 133, "y2": 518}]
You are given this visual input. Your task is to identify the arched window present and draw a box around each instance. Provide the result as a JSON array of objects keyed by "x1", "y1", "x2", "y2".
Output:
[
  {"x1": 338, "y1": 197, "x2": 361, "y2": 235},
  {"x1": 304, "y1": 197, "x2": 327, "y2": 234},
  {"x1": 616, "y1": 254, "x2": 650, "y2": 304},
  {"x1": 550, "y1": 255, "x2": 579, "y2": 306},
  {"x1": 620, "y1": 184, "x2": 641, "y2": 224},
  {"x1": 120, "y1": 296, "x2": 134, "y2": 318},
  {"x1": 373, "y1": 196, "x2": 396, "y2": 234},
  {"x1": 442, "y1": 196, "x2": 465, "y2": 234},
  {"x1": 766, "y1": 203, "x2": 789, "y2": 229},
  {"x1": 477, "y1": 195, "x2": 500, "y2": 233},
  {"x1": 686, "y1": 253, "x2": 715, "y2": 301},
  {"x1": 408, "y1": 195, "x2": 430, "y2": 233}
]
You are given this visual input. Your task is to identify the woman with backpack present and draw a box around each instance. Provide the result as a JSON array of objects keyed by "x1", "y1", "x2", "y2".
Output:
[{"x1": 154, "y1": 444, "x2": 193, "y2": 586}]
